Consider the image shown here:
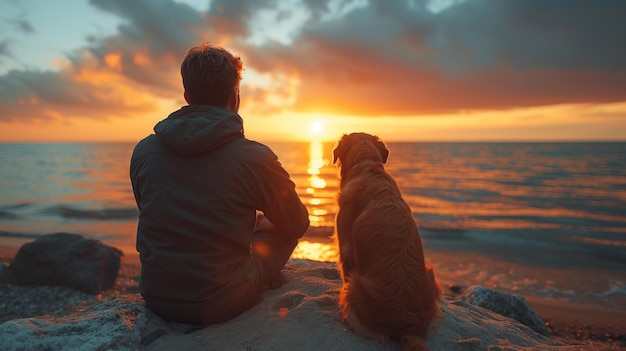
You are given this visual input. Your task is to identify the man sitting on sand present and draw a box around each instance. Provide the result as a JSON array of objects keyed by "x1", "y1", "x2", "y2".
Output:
[{"x1": 130, "y1": 43, "x2": 310, "y2": 325}]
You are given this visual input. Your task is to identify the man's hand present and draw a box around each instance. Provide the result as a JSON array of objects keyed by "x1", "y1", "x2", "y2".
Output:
[{"x1": 255, "y1": 212, "x2": 276, "y2": 233}]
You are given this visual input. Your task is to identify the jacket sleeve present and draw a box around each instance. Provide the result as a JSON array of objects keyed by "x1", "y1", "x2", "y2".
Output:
[
  {"x1": 129, "y1": 145, "x2": 143, "y2": 210},
  {"x1": 257, "y1": 154, "x2": 310, "y2": 240}
]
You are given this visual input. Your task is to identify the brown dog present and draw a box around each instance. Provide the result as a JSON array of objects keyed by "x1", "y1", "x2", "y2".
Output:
[{"x1": 333, "y1": 133, "x2": 440, "y2": 351}]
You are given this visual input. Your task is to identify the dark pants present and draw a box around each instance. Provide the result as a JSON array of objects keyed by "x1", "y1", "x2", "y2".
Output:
[
  {"x1": 199, "y1": 232, "x2": 296, "y2": 324},
  {"x1": 195, "y1": 231, "x2": 297, "y2": 324},
  {"x1": 250, "y1": 230, "x2": 298, "y2": 290},
  {"x1": 145, "y1": 231, "x2": 298, "y2": 326}
]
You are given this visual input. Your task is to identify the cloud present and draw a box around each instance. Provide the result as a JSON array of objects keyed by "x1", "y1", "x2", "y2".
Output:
[
  {"x1": 0, "y1": 0, "x2": 205, "y2": 122},
  {"x1": 0, "y1": 0, "x2": 34, "y2": 64},
  {"x1": 0, "y1": 39, "x2": 10, "y2": 58},
  {"x1": 0, "y1": 0, "x2": 625, "y2": 123},
  {"x1": 0, "y1": 56, "x2": 160, "y2": 122},
  {"x1": 2, "y1": 0, "x2": 34, "y2": 33},
  {"x1": 239, "y1": 0, "x2": 626, "y2": 115},
  {"x1": 83, "y1": 0, "x2": 212, "y2": 95},
  {"x1": 8, "y1": 17, "x2": 34, "y2": 33}
]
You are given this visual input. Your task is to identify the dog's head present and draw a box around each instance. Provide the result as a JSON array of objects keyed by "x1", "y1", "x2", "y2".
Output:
[{"x1": 332, "y1": 133, "x2": 389, "y2": 179}]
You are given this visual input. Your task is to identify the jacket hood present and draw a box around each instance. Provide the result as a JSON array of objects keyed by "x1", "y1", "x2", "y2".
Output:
[{"x1": 154, "y1": 105, "x2": 244, "y2": 155}]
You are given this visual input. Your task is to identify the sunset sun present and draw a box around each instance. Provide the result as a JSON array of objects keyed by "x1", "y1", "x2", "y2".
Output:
[{"x1": 310, "y1": 120, "x2": 324, "y2": 136}]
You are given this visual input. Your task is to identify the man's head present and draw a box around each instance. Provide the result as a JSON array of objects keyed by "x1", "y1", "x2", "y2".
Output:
[{"x1": 181, "y1": 43, "x2": 243, "y2": 111}]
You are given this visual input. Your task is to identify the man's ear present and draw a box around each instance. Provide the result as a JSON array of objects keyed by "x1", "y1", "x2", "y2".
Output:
[
  {"x1": 184, "y1": 90, "x2": 190, "y2": 104},
  {"x1": 228, "y1": 89, "x2": 240, "y2": 113}
]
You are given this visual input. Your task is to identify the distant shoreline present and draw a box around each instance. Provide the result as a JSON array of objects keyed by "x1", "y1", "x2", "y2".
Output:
[{"x1": 1, "y1": 140, "x2": 626, "y2": 145}]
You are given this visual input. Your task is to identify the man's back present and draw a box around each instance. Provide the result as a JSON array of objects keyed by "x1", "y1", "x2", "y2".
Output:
[{"x1": 130, "y1": 105, "x2": 309, "y2": 324}]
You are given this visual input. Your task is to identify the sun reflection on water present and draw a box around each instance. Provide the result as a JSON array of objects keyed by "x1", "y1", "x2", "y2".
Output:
[
  {"x1": 306, "y1": 141, "x2": 330, "y2": 227},
  {"x1": 287, "y1": 140, "x2": 341, "y2": 262},
  {"x1": 292, "y1": 240, "x2": 338, "y2": 262}
]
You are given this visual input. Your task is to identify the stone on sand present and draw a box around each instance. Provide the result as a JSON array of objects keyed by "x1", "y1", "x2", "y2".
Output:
[{"x1": 2, "y1": 233, "x2": 123, "y2": 294}]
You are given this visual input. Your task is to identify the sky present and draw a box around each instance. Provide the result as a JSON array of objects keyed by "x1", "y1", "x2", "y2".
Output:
[{"x1": 0, "y1": 0, "x2": 625, "y2": 142}]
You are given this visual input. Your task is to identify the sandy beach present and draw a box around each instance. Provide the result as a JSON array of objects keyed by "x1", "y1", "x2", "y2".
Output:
[{"x1": 1, "y1": 244, "x2": 625, "y2": 351}]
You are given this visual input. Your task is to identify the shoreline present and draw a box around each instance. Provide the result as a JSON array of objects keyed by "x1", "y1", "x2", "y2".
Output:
[{"x1": 525, "y1": 295, "x2": 626, "y2": 347}]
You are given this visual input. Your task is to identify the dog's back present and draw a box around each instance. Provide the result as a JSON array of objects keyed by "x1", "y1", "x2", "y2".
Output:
[{"x1": 334, "y1": 133, "x2": 440, "y2": 351}]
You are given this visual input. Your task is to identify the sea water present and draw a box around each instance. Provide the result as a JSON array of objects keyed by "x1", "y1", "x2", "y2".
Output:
[{"x1": 1, "y1": 141, "x2": 625, "y2": 309}]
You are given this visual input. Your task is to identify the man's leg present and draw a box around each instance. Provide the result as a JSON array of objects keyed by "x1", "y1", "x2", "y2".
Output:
[{"x1": 250, "y1": 231, "x2": 298, "y2": 290}]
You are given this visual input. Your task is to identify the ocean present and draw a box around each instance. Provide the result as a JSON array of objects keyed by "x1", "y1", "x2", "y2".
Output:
[{"x1": 1, "y1": 141, "x2": 625, "y2": 310}]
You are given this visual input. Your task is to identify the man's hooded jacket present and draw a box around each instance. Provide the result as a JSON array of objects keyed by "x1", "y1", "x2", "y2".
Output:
[{"x1": 130, "y1": 105, "x2": 309, "y2": 323}]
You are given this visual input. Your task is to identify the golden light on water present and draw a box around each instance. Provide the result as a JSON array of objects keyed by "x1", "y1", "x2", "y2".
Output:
[
  {"x1": 307, "y1": 141, "x2": 327, "y2": 189},
  {"x1": 309, "y1": 177, "x2": 326, "y2": 189},
  {"x1": 291, "y1": 240, "x2": 338, "y2": 262},
  {"x1": 293, "y1": 138, "x2": 340, "y2": 261},
  {"x1": 312, "y1": 209, "x2": 328, "y2": 217},
  {"x1": 307, "y1": 140, "x2": 330, "y2": 227},
  {"x1": 310, "y1": 198, "x2": 322, "y2": 205}
]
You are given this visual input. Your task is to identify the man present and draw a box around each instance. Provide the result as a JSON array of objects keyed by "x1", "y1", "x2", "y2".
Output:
[{"x1": 130, "y1": 43, "x2": 310, "y2": 325}]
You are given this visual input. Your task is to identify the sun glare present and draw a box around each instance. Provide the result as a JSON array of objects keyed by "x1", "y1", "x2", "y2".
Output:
[{"x1": 310, "y1": 120, "x2": 324, "y2": 136}]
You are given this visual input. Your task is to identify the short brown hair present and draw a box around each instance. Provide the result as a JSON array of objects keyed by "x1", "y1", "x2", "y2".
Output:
[{"x1": 181, "y1": 43, "x2": 243, "y2": 106}]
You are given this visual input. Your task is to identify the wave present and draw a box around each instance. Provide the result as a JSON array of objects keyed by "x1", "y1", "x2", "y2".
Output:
[
  {"x1": 56, "y1": 206, "x2": 138, "y2": 220},
  {"x1": 0, "y1": 230, "x2": 43, "y2": 239},
  {"x1": 0, "y1": 202, "x2": 36, "y2": 220},
  {"x1": 589, "y1": 280, "x2": 626, "y2": 298},
  {"x1": 0, "y1": 203, "x2": 139, "y2": 221},
  {"x1": 32, "y1": 205, "x2": 138, "y2": 220},
  {"x1": 0, "y1": 211, "x2": 18, "y2": 219},
  {"x1": 534, "y1": 280, "x2": 626, "y2": 309},
  {"x1": 0, "y1": 230, "x2": 118, "y2": 243}
]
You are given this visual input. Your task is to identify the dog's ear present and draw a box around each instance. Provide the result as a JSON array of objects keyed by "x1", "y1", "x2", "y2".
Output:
[
  {"x1": 333, "y1": 143, "x2": 343, "y2": 164},
  {"x1": 333, "y1": 134, "x2": 348, "y2": 164},
  {"x1": 380, "y1": 145, "x2": 389, "y2": 163},
  {"x1": 370, "y1": 134, "x2": 389, "y2": 164}
]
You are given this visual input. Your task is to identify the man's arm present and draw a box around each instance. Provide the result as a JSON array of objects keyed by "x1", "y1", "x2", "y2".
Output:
[{"x1": 257, "y1": 158, "x2": 310, "y2": 240}]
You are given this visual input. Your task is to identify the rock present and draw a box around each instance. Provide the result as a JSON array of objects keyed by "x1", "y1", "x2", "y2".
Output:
[
  {"x1": 0, "y1": 294, "x2": 150, "y2": 351},
  {"x1": 137, "y1": 261, "x2": 577, "y2": 351},
  {"x1": 3, "y1": 233, "x2": 123, "y2": 293},
  {"x1": 460, "y1": 285, "x2": 550, "y2": 336},
  {"x1": 447, "y1": 284, "x2": 468, "y2": 295},
  {"x1": 0, "y1": 261, "x2": 581, "y2": 351},
  {"x1": 0, "y1": 284, "x2": 94, "y2": 323}
]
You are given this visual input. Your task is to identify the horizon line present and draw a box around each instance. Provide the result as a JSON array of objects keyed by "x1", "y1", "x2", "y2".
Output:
[{"x1": 1, "y1": 139, "x2": 626, "y2": 144}]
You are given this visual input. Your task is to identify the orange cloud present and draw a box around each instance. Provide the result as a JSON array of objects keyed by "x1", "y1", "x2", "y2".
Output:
[
  {"x1": 133, "y1": 52, "x2": 151, "y2": 66},
  {"x1": 103, "y1": 52, "x2": 123, "y2": 71}
]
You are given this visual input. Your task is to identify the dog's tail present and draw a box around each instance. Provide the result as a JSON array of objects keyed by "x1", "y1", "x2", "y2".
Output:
[
  {"x1": 399, "y1": 334, "x2": 429, "y2": 351},
  {"x1": 342, "y1": 266, "x2": 442, "y2": 351},
  {"x1": 399, "y1": 265, "x2": 441, "y2": 351}
]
